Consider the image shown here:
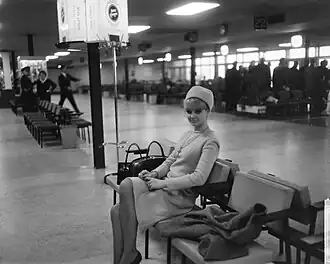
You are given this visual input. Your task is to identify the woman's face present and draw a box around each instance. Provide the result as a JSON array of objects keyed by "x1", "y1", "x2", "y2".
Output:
[
  {"x1": 184, "y1": 98, "x2": 209, "y2": 128},
  {"x1": 39, "y1": 72, "x2": 46, "y2": 81}
]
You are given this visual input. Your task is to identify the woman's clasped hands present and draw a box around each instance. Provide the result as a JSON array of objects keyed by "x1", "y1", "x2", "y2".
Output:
[{"x1": 138, "y1": 170, "x2": 166, "y2": 191}]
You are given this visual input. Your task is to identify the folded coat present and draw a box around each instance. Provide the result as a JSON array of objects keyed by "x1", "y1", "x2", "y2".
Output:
[{"x1": 156, "y1": 203, "x2": 267, "y2": 261}]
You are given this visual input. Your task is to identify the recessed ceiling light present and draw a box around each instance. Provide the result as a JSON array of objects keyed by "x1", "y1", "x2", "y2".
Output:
[
  {"x1": 54, "y1": 51, "x2": 70, "y2": 56},
  {"x1": 68, "y1": 49, "x2": 81, "y2": 52},
  {"x1": 166, "y1": 2, "x2": 220, "y2": 16},
  {"x1": 178, "y1": 55, "x2": 191, "y2": 59},
  {"x1": 278, "y1": 43, "x2": 292, "y2": 48},
  {"x1": 236, "y1": 47, "x2": 259, "y2": 53},
  {"x1": 157, "y1": 58, "x2": 165, "y2": 62},
  {"x1": 128, "y1": 26, "x2": 150, "y2": 34}
]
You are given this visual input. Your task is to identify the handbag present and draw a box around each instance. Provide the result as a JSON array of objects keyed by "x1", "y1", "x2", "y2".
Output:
[
  {"x1": 129, "y1": 141, "x2": 167, "y2": 178},
  {"x1": 117, "y1": 143, "x2": 146, "y2": 184}
]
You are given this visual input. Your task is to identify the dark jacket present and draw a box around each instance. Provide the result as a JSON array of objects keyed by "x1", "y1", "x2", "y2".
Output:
[
  {"x1": 58, "y1": 73, "x2": 79, "y2": 93},
  {"x1": 35, "y1": 79, "x2": 57, "y2": 100},
  {"x1": 156, "y1": 204, "x2": 267, "y2": 261},
  {"x1": 20, "y1": 75, "x2": 37, "y2": 108}
]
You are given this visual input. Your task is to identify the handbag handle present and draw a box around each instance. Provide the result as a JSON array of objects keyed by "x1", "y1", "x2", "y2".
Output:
[
  {"x1": 125, "y1": 143, "x2": 143, "y2": 165},
  {"x1": 146, "y1": 141, "x2": 165, "y2": 158}
]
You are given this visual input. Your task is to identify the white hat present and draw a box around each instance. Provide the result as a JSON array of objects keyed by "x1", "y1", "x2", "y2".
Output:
[{"x1": 185, "y1": 86, "x2": 214, "y2": 111}]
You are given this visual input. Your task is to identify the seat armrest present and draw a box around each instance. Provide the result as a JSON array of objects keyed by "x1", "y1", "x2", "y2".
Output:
[{"x1": 310, "y1": 201, "x2": 324, "y2": 212}]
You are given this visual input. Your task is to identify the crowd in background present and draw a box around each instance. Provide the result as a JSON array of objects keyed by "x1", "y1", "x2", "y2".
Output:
[{"x1": 206, "y1": 58, "x2": 330, "y2": 116}]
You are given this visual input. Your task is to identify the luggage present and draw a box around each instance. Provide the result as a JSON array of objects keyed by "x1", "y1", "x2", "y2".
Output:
[{"x1": 117, "y1": 141, "x2": 167, "y2": 184}]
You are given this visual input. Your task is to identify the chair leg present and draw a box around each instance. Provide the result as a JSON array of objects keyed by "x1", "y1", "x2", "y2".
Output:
[
  {"x1": 279, "y1": 239, "x2": 284, "y2": 255},
  {"x1": 285, "y1": 241, "x2": 292, "y2": 264},
  {"x1": 87, "y1": 127, "x2": 91, "y2": 144},
  {"x1": 167, "y1": 237, "x2": 172, "y2": 264},
  {"x1": 296, "y1": 248, "x2": 301, "y2": 264},
  {"x1": 181, "y1": 254, "x2": 187, "y2": 264},
  {"x1": 144, "y1": 229, "x2": 149, "y2": 259}
]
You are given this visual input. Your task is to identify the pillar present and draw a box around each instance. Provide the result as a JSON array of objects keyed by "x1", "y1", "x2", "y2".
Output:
[
  {"x1": 214, "y1": 45, "x2": 219, "y2": 79},
  {"x1": 11, "y1": 51, "x2": 17, "y2": 92},
  {"x1": 124, "y1": 58, "x2": 130, "y2": 100},
  {"x1": 190, "y1": 46, "x2": 196, "y2": 86},
  {"x1": 27, "y1": 34, "x2": 34, "y2": 56},
  {"x1": 87, "y1": 42, "x2": 106, "y2": 169},
  {"x1": 2, "y1": 52, "x2": 12, "y2": 90}
]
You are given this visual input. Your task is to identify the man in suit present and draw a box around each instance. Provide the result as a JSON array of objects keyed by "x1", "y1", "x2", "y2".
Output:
[
  {"x1": 20, "y1": 66, "x2": 37, "y2": 112},
  {"x1": 58, "y1": 65, "x2": 83, "y2": 115}
]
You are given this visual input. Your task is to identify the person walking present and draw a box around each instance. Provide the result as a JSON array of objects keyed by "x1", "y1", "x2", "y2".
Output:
[{"x1": 58, "y1": 65, "x2": 83, "y2": 115}]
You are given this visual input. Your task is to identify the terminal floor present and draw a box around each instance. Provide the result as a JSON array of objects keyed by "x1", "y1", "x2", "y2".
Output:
[{"x1": 0, "y1": 94, "x2": 328, "y2": 264}]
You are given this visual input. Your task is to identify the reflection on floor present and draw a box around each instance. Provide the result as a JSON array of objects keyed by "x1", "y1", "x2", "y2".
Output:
[{"x1": 0, "y1": 94, "x2": 327, "y2": 264}]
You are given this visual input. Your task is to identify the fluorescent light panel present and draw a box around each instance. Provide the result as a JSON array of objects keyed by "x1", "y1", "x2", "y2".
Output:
[
  {"x1": 279, "y1": 43, "x2": 292, "y2": 48},
  {"x1": 68, "y1": 49, "x2": 81, "y2": 52},
  {"x1": 166, "y1": 2, "x2": 220, "y2": 16},
  {"x1": 128, "y1": 25, "x2": 150, "y2": 34},
  {"x1": 46, "y1": 55, "x2": 58, "y2": 61},
  {"x1": 178, "y1": 55, "x2": 191, "y2": 59},
  {"x1": 236, "y1": 47, "x2": 259, "y2": 53},
  {"x1": 55, "y1": 51, "x2": 70, "y2": 56},
  {"x1": 143, "y1": 59, "x2": 154, "y2": 64},
  {"x1": 203, "y1": 52, "x2": 220, "y2": 56}
]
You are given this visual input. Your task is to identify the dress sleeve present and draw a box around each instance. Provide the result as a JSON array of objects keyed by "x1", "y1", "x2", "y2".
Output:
[{"x1": 164, "y1": 139, "x2": 219, "y2": 190}]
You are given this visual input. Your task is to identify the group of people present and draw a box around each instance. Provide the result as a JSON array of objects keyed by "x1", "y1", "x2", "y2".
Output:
[
  {"x1": 224, "y1": 58, "x2": 330, "y2": 116},
  {"x1": 18, "y1": 65, "x2": 83, "y2": 115}
]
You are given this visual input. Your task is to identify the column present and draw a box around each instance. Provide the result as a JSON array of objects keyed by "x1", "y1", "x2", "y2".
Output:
[
  {"x1": 27, "y1": 34, "x2": 34, "y2": 56},
  {"x1": 87, "y1": 43, "x2": 106, "y2": 169},
  {"x1": 11, "y1": 51, "x2": 17, "y2": 92},
  {"x1": 190, "y1": 46, "x2": 196, "y2": 86},
  {"x1": 305, "y1": 39, "x2": 310, "y2": 60},
  {"x1": 214, "y1": 45, "x2": 219, "y2": 79},
  {"x1": 124, "y1": 58, "x2": 130, "y2": 100},
  {"x1": 2, "y1": 52, "x2": 12, "y2": 90}
]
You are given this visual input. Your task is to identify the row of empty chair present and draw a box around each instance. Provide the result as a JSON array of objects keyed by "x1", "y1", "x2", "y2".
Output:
[{"x1": 23, "y1": 100, "x2": 91, "y2": 148}]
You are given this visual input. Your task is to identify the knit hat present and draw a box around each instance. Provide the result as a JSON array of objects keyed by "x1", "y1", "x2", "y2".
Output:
[{"x1": 185, "y1": 86, "x2": 214, "y2": 111}]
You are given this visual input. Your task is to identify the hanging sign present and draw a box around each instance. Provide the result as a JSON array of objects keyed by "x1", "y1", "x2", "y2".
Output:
[
  {"x1": 57, "y1": 0, "x2": 87, "y2": 43},
  {"x1": 57, "y1": 0, "x2": 128, "y2": 44}
]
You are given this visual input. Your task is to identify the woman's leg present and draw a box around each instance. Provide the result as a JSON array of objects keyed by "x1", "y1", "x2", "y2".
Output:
[
  {"x1": 118, "y1": 178, "x2": 139, "y2": 264},
  {"x1": 110, "y1": 204, "x2": 123, "y2": 264}
]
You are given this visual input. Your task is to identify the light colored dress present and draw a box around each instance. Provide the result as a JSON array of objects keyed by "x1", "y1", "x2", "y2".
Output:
[{"x1": 130, "y1": 128, "x2": 220, "y2": 232}]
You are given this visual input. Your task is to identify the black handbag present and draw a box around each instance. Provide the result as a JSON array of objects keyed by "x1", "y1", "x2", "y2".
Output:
[
  {"x1": 117, "y1": 143, "x2": 147, "y2": 185},
  {"x1": 129, "y1": 141, "x2": 167, "y2": 178}
]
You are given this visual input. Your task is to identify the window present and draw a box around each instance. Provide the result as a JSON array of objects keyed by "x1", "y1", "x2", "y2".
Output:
[
  {"x1": 264, "y1": 50, "x2": 286, "y2": 61},
  {"x1": 269, "y1": 61, "x2": 279, "y2": 78},
  {"x1": 185, "y1": 67, "x2": 191, "y2": 81},
  {"x1": 201, "y1": 57, "x2": 215, "y2": 65},
  {"x1": 236, "y1": 53, "x2": 243, "y2": 63},
  {"x1": 320, "y1": 46, "x2": 330, "y2": 57},
  {"x1": 186, "y1": 59, "x2": 191, "y2": 67},
  {"x1": 243, "y1": 52, "x2": 259, "y2": 63},
  {"x1": 309, "y1": 47, "x2": 316, "y2": 57},
  {"x1": 218, "y1": 65, "x2": 226, "y2": 78},
  {"x1": 289, "y1": 48, "x2": 305, "y2": 59},
  {"x1": 195, "y1": 58, "x2": 201, "y2": 65},
  {"x1": 226, "y1": 54, "x2": 237, "y2": 63},
  {"x1": 217, "y1": 56, "x2": 225, "y2": 64},
  {"x1": 172, "y1": 60, "x2": 184, "y2": 67}
]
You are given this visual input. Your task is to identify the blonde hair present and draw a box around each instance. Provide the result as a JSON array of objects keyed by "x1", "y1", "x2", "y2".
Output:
[{"x1": 184, "y1": 97, "x2": 210, "y2": 111}]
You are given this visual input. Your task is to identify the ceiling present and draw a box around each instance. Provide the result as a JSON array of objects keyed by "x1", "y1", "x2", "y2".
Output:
[{"x1": 0, "y1": 0, "x2": 330, "y2": 67}]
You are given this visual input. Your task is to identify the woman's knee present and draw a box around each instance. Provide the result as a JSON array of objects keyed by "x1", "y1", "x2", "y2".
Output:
[{"x1": 119, "y1": 178, "x2": 133, "y2": 196}]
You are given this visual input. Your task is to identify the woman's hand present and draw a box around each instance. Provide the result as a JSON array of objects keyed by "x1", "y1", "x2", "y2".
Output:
[
  {"x1": 145, "y1": 178, "x2": 166, "y2": 191},
  {"x1": 138, "y1": 170, "x2": 157, "y2": 180}
]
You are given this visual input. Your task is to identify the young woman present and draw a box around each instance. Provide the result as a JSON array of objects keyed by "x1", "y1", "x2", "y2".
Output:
[
  {"x1": 35, "y1": 70, "x2": 57, "y2": 102},
  {"x1": 110, "y1": 86, "x2": 220, "y2": 264}
]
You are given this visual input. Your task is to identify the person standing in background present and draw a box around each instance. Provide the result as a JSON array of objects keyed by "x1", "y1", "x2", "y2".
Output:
[
  {"x1": 35, "y1": 70, "x2": 57, "y2": 102},
  {"x1": 58, "y1": 65, "x2": 83, "y2": 115},
  {"x1": 20, "y1": 66, "x2": 37, "y2": 112}
]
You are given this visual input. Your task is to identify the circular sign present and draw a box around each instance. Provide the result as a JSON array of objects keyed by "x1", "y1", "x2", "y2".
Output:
[{"x1": 107, "y1": 4, "x2": 119, "y2": 23}]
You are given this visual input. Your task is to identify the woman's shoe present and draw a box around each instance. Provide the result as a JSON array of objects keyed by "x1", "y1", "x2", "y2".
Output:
[{"x1": 131, "y1": 251, "x2": 142, "y2": 264}]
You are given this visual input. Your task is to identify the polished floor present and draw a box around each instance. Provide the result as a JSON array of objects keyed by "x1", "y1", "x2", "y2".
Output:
[{"x1": 0, "y1": 94, "x2": 328, "y2": 264}]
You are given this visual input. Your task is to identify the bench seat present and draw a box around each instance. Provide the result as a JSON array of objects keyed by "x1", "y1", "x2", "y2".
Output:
[{"x1": 172, "y1": 238, "x2": 275, "y2": 264}]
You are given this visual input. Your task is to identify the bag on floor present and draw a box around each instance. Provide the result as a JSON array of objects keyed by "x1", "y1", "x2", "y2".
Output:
[{"x1": 129, "y1": 141, "x2": 167, "y2": 178}]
